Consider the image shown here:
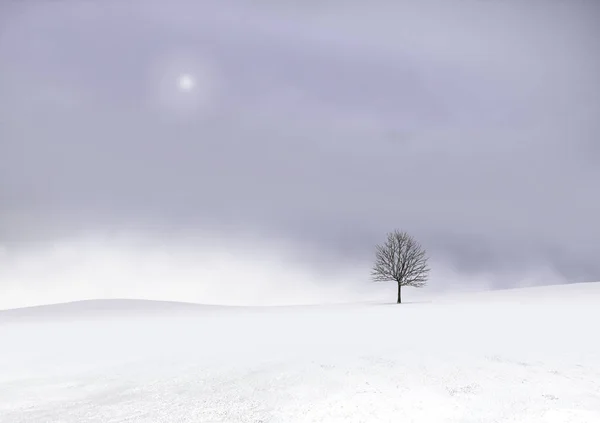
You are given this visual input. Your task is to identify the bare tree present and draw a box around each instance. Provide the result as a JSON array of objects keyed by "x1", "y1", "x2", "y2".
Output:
[{"x1": 371, "y1": 230, "x2": 430, "y2": 304}]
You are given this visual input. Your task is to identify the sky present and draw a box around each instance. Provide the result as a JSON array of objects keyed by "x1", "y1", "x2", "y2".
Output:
[{"x1": 1, "y1": 0, "x2": 599, "y2": 307}]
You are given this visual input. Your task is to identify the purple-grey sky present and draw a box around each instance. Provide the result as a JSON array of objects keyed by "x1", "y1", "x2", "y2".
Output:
[{"x1": 1, "y1": 0, "x2": 599, "y2": 303}]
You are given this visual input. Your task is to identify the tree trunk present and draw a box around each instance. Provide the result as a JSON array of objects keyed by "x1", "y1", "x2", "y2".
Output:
[{"x1": 397, "y1": 283, "x2": 402, "y2": 304}]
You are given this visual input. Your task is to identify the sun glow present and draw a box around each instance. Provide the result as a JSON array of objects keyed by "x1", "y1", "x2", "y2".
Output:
[{"x1": 177, "y1": 74, "x2": 195, "y2": 92}]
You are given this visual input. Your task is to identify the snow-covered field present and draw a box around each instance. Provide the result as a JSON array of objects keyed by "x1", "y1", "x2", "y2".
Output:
[{"x1": 1, "y1": 283, "x2": 599, "y2": 422}]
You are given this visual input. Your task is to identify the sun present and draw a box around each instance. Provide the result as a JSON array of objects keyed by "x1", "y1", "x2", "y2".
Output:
[{"x1": 177, "y1": 74, "x2": 195, "y2": 92}]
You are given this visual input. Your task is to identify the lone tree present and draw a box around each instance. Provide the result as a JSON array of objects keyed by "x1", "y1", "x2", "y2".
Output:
[{"x1": 371, "y1": 230, "x2": 430, "y2": 304}]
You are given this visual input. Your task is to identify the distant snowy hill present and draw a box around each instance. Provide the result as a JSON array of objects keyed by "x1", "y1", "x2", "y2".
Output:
[{"x1": 0, "y1": 299, "x2": 226, "y2": 322}]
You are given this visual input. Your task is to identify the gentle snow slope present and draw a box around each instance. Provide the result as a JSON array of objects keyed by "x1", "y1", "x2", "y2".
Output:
[{"x1": 1, "y1": 283, "x2": 599, "y2": 422}]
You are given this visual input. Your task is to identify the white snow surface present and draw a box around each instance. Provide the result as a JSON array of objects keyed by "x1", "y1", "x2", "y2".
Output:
[{"x1": 1, "y1": 283, "x2": 599, "y2": 422}]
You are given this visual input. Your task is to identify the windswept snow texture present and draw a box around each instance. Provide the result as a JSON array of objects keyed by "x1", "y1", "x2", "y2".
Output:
[{"x1": 1, "y1": 283, "x2": 599, "y2": 422}]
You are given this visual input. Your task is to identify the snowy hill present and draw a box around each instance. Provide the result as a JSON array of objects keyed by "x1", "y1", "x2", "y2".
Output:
[
  {"x1": 0, "y1": 299, "x2": 227, "y2": 323},
  {"x1": 1, "y1": 282, "x2": 599, "y2": 422}
]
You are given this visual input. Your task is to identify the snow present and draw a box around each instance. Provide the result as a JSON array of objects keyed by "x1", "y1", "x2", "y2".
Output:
[{"x1": 1, "y1": 283, "x2": 599, "y2": 422}]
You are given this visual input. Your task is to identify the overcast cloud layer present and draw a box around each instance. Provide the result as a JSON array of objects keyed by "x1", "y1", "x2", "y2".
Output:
[{"x1": 1, "y1": 0, "x2": 599, "y2": 305}]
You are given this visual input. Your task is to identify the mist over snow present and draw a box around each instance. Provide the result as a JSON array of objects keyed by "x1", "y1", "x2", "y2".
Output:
[
  {"x1": 0, "y1": 230, "x2": 570, "y2": 310},
  {"x1": 0, "y1": 231, "x2": 374, "y2": 309}
]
